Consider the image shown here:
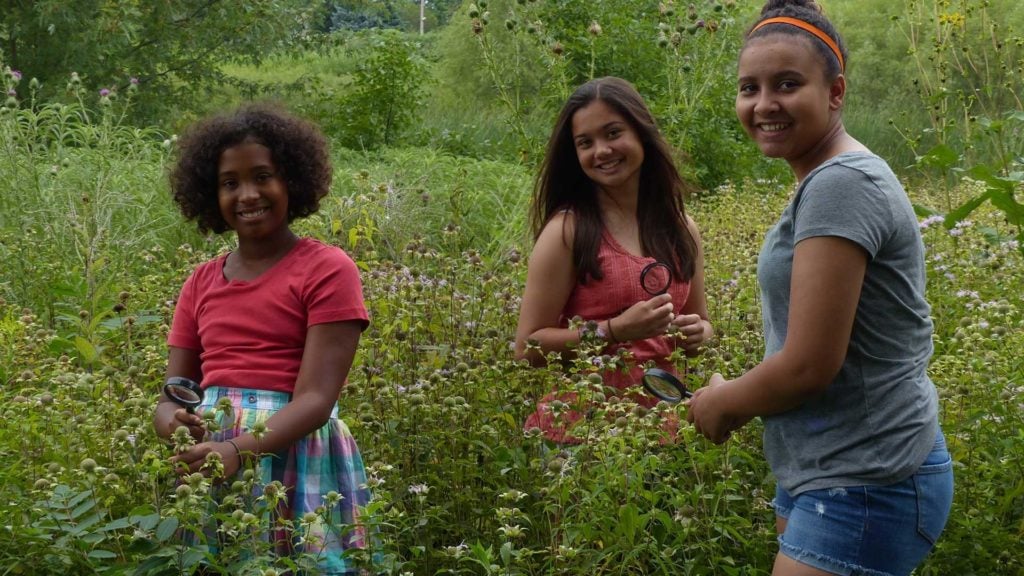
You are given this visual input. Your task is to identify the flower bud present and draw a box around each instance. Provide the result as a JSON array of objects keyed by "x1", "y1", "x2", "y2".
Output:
[{"x1": 588, "y1": 21, "x2": 602, "y2": 36}]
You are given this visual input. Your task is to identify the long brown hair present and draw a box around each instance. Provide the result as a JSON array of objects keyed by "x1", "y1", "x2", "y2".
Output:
[{"x1": 531, "y1": 77, "x2": 698, "y2": 284}]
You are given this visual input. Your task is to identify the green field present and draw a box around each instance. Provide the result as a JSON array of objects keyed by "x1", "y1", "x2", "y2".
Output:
[{"x1": 1, "y1": 0, "x2": 1022, "y2": 574}]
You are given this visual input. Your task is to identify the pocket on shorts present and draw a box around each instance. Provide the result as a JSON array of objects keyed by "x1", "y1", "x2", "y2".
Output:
[{"x1": 913, "y1": 441, "x2": 954, "y2": 545}]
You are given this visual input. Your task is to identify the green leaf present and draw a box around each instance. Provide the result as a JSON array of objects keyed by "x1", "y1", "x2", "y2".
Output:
[
  {"x1": 100, "y1": 517, "x2": 132, "y2": 532},
  {"x1": 988, "y1": 190, "x2": 1024, "y2": 226},
  {"x1": 131, "y1": 512, "x2": 161, "y2": 532},
  {"x1": 500, "y1": 541, "x2": 512, "y2": 566},
  {"x1": 916, "y1": 144, "x2": 960, "y2": 171},
  {"x1": 180, "y1": 548, "x2": 205, "y2": 569},
  {"x1": 967, "y1": 164, "x2": 1015, "y2": 194},
  {"x1": 70, "y1": 497, "x2": 97, "y2": 520},
  {"x1": 155, "y1": 517, "x2": 178, "y2": 542},
  {"x1": 617, "y1": 503, "x2": 639, "y2": 543},
  {"x1": 87, "y1": 549, "x2": 118, "y2": 559},
  {"x1": 944, "y1": 190, "x2": 991, "y2": 228},
  {"x1": 73, "y1": 336, "x2": 98, "y2": 364},
  {"x1": 912, "y1": 203, "x2": 940, "y2": 218}
]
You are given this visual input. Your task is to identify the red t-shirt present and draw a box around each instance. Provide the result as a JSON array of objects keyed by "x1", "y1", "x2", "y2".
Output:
[{"x1": 168, "y1": 238, "x2": 369, "y2": 393}]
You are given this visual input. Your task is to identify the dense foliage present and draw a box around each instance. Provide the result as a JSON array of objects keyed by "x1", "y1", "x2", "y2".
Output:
[
  {"x1": 1, "y1": 0, "x2": 1022, "y2": 573},
  {"x1": 1, "y1": 99, "x2": 1022, "y2": 574},
  {"x1": 0, "y1": 0, "x2": 324, "y2": 124}
]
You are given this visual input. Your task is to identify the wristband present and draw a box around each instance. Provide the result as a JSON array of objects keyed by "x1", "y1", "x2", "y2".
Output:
[
  {"x1": 225, "y1": 439, "x2": 243, "y2": 470},
  {"x1": 605, "y1": 319, "x2": 619, "y2": 343}
]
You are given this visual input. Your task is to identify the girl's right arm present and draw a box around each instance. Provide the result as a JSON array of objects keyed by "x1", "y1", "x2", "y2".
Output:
[
  {"x1": 514, "y1": 212, "x2": 581, "y2": 365},
  {"x1": 153, "y1": 346, "x2": 205, "y2": 441}
]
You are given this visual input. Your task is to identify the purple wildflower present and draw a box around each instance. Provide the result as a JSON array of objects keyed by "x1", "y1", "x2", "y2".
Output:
[
  {"x1": 10, "y1": 70, "x2": 22, "y2": 81},
  {"x1": 130, "y1": 77, "x2": 139, "y2": 85},
  {"x1": 99, "y1": 88, "x2": 111, "y2": 97}
]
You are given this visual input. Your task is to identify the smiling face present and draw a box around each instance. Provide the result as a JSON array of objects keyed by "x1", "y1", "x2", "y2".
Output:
[
  {"x1": 216, "y1": 140, "x2": 290, "y2": 242},
  {"x1": 571, "y1": 99, "x2": 645, "y2": 197},
  {"x1": 736, "y1": 34, "x2": 845, "y2": 179}
]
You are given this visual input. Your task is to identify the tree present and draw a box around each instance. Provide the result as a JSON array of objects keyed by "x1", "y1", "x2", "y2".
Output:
[{"x1": 0, "y1": 0, "x2": 326, "y2": 123}]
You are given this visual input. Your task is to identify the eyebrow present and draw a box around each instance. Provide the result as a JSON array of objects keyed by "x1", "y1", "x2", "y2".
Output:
[
  {"x1": 573, "y1": 120, "x2": 627, "y2": 139},
  {"x1": 737, "y1": 69, "x2": 807, "y2": 83},
  {"x1": 218, "y1": 163, "x2": 275, "y2": 176}
]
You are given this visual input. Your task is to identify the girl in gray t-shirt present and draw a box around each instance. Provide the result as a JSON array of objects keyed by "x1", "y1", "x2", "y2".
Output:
[{"x1": 684, "y1": 1, "x2": 953, "y2": 575}]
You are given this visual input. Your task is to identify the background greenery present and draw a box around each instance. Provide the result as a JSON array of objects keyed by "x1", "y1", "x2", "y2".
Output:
[{"x1": 1, "y1": 0, "x2": 1022, "y2": 574}]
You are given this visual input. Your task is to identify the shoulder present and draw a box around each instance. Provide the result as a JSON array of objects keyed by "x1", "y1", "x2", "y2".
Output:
[
  {"x1": 184, "y1": 254, "x2": 226, "y2": 286},
  {"x1": 684, "y1": 213, "x2": 701, "y2": 238},
  {"x1": 294, "y1": 238, "x2": 357, "y2": 269},
  {"x1": 804, "y1": 153, "x2": 901, "y2": 197},
  {"x1": 536, "y1": 209, "x2": 577, "y2": 249}
]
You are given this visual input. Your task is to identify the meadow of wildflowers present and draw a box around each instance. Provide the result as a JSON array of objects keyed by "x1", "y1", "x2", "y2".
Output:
[{"x1": 0, "y1": 93, "x2": 1021, "y2": 574}]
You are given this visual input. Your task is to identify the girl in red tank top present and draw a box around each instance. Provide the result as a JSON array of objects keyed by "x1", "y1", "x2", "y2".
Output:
[{"x1": 514, "y1": 77, "x2": 714, "y2": 444}]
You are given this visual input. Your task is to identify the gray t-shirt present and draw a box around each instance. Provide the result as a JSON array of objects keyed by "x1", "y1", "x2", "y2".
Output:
[{"x1": 757, "y1": 152, "x2": 939, "y2": 496}]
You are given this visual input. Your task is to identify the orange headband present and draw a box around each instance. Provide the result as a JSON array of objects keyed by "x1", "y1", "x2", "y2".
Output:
[{"x1": 751, "y1": 16, "x2": 845, "y2": 73}]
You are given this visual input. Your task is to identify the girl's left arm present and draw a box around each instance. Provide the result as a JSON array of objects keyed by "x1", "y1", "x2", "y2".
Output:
[
  {"x1": 686, "y1": 235, "x2": 867, "y2": 443},
  {"x1": 673, "y1": 215, "x2": 714, "y2": 356},
  {"x1": 171, "y1": 321, "x2": 362, "y2": 475}
]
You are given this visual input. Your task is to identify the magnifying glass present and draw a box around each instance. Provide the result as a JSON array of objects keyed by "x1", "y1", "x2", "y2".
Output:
[
  {"x1": 641, "y1": 368, "x2": 692, "y2": 403},
  {"x1": 163, "y1": 377, "x2": 204, "y2": 413},
  {"x1": 640, "y1": 261, "x2": 672, "y2": 296}
]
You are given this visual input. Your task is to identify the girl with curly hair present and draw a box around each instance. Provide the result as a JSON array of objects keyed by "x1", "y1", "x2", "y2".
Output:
[{"x1": 152, "y1": 103, "x2": 371, "y2": 574}]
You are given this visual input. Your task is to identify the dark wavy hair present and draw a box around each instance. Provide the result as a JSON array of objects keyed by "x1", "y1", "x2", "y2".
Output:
[
  {"x1": 745, "y1": 0, "x2": 848, "y2": 81},
  {"x1": 531, "y1": 76, "x2": 698, "y2": 284},
  {"x1": 169, "y1": 103, "x2": 332, "y2": 234}
]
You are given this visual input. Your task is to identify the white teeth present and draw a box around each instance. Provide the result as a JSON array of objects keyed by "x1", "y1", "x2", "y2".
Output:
[
  {"x1": 759, "y1": 123, "x2": 788, "y2": 132},
  {"x1": 597, "y1": 159, "x2": 620, "y2": 170},
  {"x1": 239, "y1": 208, "x2": 267, "y2": 218}
]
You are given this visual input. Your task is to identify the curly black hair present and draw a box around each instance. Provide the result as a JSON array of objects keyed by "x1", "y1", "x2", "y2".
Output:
[{"x1": 169, "y1": 103, "x2": 332, "y2": 234}]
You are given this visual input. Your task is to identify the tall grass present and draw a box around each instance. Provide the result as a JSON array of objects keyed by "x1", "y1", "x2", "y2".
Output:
[{"x1": 1, "y1": 101, "x2": 1022, "y2": 575}]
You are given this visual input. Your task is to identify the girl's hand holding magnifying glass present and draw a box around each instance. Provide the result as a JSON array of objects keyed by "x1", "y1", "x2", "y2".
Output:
[
  {"x1": 685, "y1": 373, "x2": 753, "y2": 444},
  {"x1": 166, "y1": 409, "x2": 206, "y2": 443}
]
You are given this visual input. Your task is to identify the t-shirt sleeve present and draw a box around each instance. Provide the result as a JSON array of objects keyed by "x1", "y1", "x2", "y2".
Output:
[
  {"x1": 304, "y1": 247, "x2": 370, "y2": 330},
  {"x1": 167, "y1": 272, "x2": 202, "y2": 351},
  {"x1": 793, "y1": 164, "x2": 894, "y2": 259}
]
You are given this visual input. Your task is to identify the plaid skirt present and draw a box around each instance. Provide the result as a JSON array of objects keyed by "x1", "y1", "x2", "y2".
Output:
[{"x1": 197, "y1": 386, "x2": 371, "y2": 575}]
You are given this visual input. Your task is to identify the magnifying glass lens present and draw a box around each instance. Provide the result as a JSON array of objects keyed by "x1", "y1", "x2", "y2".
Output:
[
  {"x1": 163, "y1": 377, "x2": 203, "y2": 412},
  {"x1": 640, "y1": 262, "x2": 671, "y2": 295},
  {"x1": 641, "y1": 368, "x2": 691, "y2": 403},
  {"x1": 166, "y1": 385, "x2": 201, "y2": 404}
]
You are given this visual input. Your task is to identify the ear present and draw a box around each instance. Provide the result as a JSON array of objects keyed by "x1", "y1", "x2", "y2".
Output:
[{"x1": 828, "y1": 74, "x2": 846, "y2": 111}]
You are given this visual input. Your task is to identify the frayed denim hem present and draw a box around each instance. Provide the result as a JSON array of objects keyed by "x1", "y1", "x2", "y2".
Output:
[{"x1": 778, "y1": 537, "x2": 893, "y2": 576}]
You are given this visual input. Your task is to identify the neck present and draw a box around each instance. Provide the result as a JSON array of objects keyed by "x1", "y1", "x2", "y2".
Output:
[
  {"x1": 235, "y1": 228, "x2": 299, "y2": 263},
  {"x1": 596, "y1": 181, "x2": 639, "y2": 215},
  {"x1": 790, "y1": 121, "x2": 866, "y2": 182}
]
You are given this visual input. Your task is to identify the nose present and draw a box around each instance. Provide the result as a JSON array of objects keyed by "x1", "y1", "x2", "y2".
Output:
[
  {"x1": 594, "y1": 139, "x2": 612, "y2": 158},
  {"x1": 237, "y1": 180, "x2": 260, "y2": 200},
  {"x1": 753, "y1": 91, "x2": 779, "y2": 115}
]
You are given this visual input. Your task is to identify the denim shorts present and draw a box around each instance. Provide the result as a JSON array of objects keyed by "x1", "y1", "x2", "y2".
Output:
[{"x1": 772, "y1": 434, "x2": 953, "y2": 576}]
